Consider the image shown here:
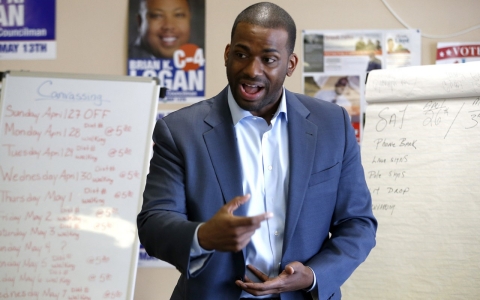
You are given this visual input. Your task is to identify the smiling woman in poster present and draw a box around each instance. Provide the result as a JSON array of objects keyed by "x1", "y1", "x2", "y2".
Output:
[{"x1": 130, "y1": 0, "x2": 192, "y2": 59}]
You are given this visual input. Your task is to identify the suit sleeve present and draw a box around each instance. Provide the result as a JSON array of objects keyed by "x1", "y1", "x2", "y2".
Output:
[
  {"x1": 137, "y1": 118, "x2": 201, "y2": 275},
  {"x1": 307, "y1": 107, "x2": 377, "y2": 300}
]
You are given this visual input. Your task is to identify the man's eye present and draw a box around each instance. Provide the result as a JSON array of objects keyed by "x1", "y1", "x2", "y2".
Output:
[
  {"x1": 263, "y1": 57, "x2": 276, "y2": 63},
  {"x1": 236, "y1": 53, "x2": 247, "y2": 59}
]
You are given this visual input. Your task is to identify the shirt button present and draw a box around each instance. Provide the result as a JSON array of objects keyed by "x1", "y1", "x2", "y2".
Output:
[
  {"x1": 268, "y1": 165, "x2": 273, "y2": 171},
  {"x1": 274, "y1": 231, "x2": 279, "y2": 236}
]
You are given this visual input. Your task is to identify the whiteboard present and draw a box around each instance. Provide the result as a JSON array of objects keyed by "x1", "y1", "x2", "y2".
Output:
[
  {"x1": 342, "y1": 62, "x2": 480, "y2": 299},
  {"x1": 0, "y1": 71, "x2": 159, "y2": 299}
]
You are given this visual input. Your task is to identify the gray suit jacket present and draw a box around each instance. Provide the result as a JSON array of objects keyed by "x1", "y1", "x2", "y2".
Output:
[{"x1": 137, "y1": 87, "x2": 377, "y2": 300}]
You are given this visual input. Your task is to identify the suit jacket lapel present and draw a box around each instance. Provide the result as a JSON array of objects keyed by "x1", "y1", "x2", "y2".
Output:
[
  {"x1": 283, "y1": 90, "x2": 318, "y2": 255},
  {"x1": 203, "y1": 87, "x2": 246, "y2": 217}
]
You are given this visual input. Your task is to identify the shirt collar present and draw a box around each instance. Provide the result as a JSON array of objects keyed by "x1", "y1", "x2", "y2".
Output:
[{"x1": 227, "y1": 86, "x2": 288, "y2": 125}]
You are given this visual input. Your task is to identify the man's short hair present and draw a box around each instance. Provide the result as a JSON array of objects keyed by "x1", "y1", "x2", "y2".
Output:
[
  {"x1": 231, "y1": 2, "x2": 296, "y2": 54},
  {"x1": 335, "y1": 77, "x2": 349, "y2": 87}
]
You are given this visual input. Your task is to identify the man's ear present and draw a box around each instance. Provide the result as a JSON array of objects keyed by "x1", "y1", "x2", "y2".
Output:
[
  {"x1": 224, "y1": 44, "x2": 231, "y2": 67},
  {"x1": 286, "y1": 53, "x2": 298, "y2": 77}
]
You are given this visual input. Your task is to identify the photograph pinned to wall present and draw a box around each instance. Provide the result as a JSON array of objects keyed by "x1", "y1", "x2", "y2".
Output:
[
  {"x1": 0, "y1": 0, "x2": 56, "y2": 60},
  {"x1": 303, "y1": 33, "x2": 324, "y2": 73},
  {"x1": 436, "y1": 42, "x2": 480, "y2": 64},
  {"x1": 304, "y1": 74, "x2": 364, "y2": 143},
  {"x1": 302, "y1": 29, "x2": 421, "y2": 74},
  {"x1": 127, "y1": 0, "x2": 205, "y2": 103},
  {"x1": 385, "y1": 31, "x2": 420, "y2": 68},
  {"x1": 303, "y1": 30, "x2": 383, "y2": 74}
]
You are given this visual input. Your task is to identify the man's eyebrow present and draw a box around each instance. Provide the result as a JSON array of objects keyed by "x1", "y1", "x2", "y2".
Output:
[
  {"x1": 234, "y1": 43, "x2": 280, "y2": 54},
  {"x1": 262, "y1": 47, "x2": 280, "y2": 54},
  {"x1": 233, "y1": 44, "x2": 251, "y2": 52}
]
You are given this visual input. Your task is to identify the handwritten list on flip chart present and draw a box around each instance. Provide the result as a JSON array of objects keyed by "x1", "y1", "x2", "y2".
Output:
[
  {"x1": 0, "y1": 71, "x2": 159, "y2": 299},
  {"x1": 342, "y1": 62, "x2": 480, "y2": 299}
]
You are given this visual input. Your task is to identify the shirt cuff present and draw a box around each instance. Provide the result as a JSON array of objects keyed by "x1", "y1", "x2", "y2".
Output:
[
  {"x1": 189, "y1": 223, "x2": 215, "y2": 275},
  {"x1": 304, "y1": 266, "x2": 317, "y2": 293},
  {"x1": 190, "y1": 223, "x2": 214, "y2": 257}
]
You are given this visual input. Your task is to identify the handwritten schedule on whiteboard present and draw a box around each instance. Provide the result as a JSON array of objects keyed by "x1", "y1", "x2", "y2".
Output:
[
  {"x1": 0, "y1": 72, "x2": 158, "y2": 299},
  {"x1": 342, "y1": 62, "x2": 480, "y2": 299}
]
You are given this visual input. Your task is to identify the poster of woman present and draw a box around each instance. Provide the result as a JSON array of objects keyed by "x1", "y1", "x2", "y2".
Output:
[{"x1": 127, "y1": 0, "x2": 205, "y2": 103}]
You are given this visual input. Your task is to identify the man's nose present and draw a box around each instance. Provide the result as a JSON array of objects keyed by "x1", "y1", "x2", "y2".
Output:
[{"x1": 244, "y1": 58, "x2": 263, "y2": 78}]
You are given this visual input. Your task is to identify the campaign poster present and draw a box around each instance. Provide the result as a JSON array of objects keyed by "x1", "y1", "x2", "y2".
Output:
[
  {"x1": 302, "y1": 29, "x2": 421, "y2": 143},
  {"x1": 436, "y1": 42, "x2": 480, "y2": 64},
  {"x1": 0, "y1": 0, "x2": 56, "y2": 60},
  {"x1": 127, "y1": 0, "x2": 205, "y2": 104}
]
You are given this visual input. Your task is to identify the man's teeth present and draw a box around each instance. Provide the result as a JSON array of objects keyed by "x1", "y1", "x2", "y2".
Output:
[{"x1": 243, "y1": 84, "x2": 262, "y2": 94}]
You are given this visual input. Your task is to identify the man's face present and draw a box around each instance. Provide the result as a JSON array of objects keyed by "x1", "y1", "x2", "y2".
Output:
[
  {"x1": 138, "y1": 0, "x2": 191, "y2": 58},
  {"x1": 224, "y1": 22, "x2": 297, "y2": 118},
  {"x1": 335, "y1": 85, "x2": 346, "y2": 95}
]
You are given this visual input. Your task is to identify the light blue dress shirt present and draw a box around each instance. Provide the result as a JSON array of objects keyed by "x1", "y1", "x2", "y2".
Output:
[
  {"x1": 190, "y1": 87, "x2": 316, "y2": 299},
  {"x1": 228, "y1": 87, "x2": 289, "y2": 296}
]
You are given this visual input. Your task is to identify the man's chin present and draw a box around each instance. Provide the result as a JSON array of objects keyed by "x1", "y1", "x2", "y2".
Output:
[{"x1": 236, "y1": 100, "x2": 261, "y2": 112}]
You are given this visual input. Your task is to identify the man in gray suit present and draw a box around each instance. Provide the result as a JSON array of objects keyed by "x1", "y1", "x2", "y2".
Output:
[{"x1": 137, "y1": 2, "x2": 377, "y2": 299}]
